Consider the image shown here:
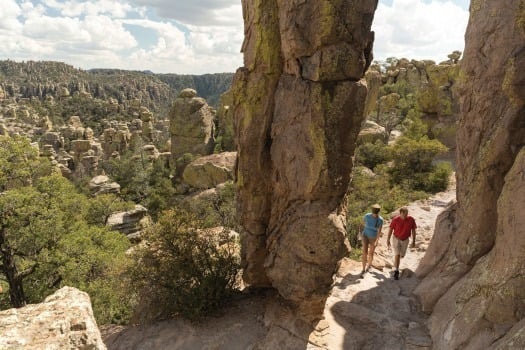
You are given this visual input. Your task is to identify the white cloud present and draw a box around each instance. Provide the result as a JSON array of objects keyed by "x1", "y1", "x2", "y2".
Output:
[
  {"x1": 0, "y1": 0, "x2": 23, "y2": 30},
  {"x1": 119, "y1": 18, "x2": 243, "y2": 73},
  {"x1": 0, "y1": 0, "x2": 470, "y2": 74},
  {"x1": 129, "y1": 0, "x2": 241, "y2": 26},
  {"x1": 41, "y1": 0, "x2": 133, "y2": 18},
  {"x1": 82, "y1": 15, "x2": 137, "y2": 50},
  {"x1": 372, "y1": 0, "x2": 469, "y2": 62}
]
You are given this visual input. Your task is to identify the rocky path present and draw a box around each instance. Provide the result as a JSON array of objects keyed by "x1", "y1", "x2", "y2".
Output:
[
  {"x1": 104, "y1": 179, "x2": 457, "y2": 350},
  {"x1": 306, "y1": 178, "x2": 457, "y2": 350}
]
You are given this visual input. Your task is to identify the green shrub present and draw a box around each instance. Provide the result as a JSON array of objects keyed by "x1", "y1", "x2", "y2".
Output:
[
  {"x1": 102, "y1": 150, "x2": 176, "y2": 220},
  {"x1": 418, "y1": 162, "x2": 453, "y2": 193},
  {"x1": 388, "y1": 136, "x2": 448, "y2": 187},
  {"x1": 185, "y1": 182, "x2": 237, "y2": 229},
  {"x1": 0, "y1": 172, "x2": 132, "y2": 324},
  {"x1": 401, "y1": 114, "x2": 429, "y2": 140},
  {"x1": 355, "y1": 140, "x2": 391, "y2": 170},
  {"x1": 128, "y1": 208, "x2": 240, "y2": 322}
]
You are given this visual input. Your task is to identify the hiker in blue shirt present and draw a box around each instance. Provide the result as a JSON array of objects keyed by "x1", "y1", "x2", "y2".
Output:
[{"x1": 360, "y1": 203, "x2": 384, "y2": 277}]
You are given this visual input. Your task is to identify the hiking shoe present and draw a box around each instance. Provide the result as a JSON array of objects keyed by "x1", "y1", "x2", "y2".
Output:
[
  {"x1": 365, "y1": 265, "x2": 371, "y2": 272},
  {"x1": 394, "y1": 270, "x2": 399, "y2": 280},
  {"x1": 360, "y1": 270, "x2": 366, "y2": 278}
]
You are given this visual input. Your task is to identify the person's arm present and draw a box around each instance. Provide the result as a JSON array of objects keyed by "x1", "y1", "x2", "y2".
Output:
[{"x1": 410, "y1": 228, "x2": 416, "y2": 248}]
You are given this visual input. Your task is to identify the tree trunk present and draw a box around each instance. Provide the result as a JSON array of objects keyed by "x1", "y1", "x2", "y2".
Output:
[{"x1": 0, "y1": 227, "x2": 27, "y2": 308}]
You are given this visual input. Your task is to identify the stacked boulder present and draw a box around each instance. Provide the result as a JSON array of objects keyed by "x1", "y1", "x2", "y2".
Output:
[
  {"x1": 106, "y1": 205, "x2": 150, "y2": 242},
  {"x1": 169, "y1": 88, "x2": 215, "y2": 162}
]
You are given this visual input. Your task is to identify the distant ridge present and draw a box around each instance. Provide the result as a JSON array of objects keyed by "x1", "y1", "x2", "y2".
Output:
[{"x1": 0, "y1": 60, "x2": 233, "y2": 109}]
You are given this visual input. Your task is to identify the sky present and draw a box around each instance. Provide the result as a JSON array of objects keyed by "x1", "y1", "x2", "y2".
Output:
[{"x1": 0, "y1": 0, "x2": 470, "y2": 74}]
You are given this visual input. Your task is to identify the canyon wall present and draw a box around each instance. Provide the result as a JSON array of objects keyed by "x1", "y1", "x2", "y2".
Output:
[{"x1": 415, "y1": 1, "x2": 525, "y2": 348}]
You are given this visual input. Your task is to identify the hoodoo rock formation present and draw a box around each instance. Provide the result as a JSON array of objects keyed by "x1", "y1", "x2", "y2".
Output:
[
  {"x1": 414, "y1": 1, "x2": 525, "y2": 349},
  {"x1": 232, "y1": 0, "x2": 377, "y2": 313},
  {"x1": 169, "y1": 88, "x2": 215, "y2": 162}
]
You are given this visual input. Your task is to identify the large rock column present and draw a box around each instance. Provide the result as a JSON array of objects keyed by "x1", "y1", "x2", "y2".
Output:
[
  {"x1": 169, "y1": 89, "x2": 215, "y2": 161},
  {"x1": 414, "y1": 1, "x2": 525, "y2": 349},
  {"x1": 232, "y1": 0, "x2": 377, "y2": 312}
]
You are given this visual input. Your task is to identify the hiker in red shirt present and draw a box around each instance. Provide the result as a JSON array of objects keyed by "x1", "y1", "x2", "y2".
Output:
[{"x1": 387, "y1": 207, "x2": 417, "y2": 280}]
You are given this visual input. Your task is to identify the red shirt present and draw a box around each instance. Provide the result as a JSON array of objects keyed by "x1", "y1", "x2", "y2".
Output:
[{"x1": 390, "y1": 215, "x2": 417, "y2": 241}]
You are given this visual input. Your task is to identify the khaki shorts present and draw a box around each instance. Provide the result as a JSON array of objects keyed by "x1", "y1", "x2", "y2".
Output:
[{"x1": 392, "y1": 236, "x2": 409, "y2": 257}]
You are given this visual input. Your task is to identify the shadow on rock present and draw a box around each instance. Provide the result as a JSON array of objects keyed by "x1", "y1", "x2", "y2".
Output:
[{"x1": 330, "y1": 268, "x2": 433, "y2": 350}]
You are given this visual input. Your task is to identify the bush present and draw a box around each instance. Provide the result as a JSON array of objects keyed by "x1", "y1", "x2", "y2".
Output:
[
  {"x1": 417, "y1": 162, "x2": 453, "y2": 193},
  {"x1": 388, "y1": 136, "x2": 448, "y2": 188},
  {"x1": 185, "y1": 182, "x2": 237, "y2": 229},
  {"x1": 102, "y1": 150, "x2": 176, "y2": 220},
  {"x1": 128, "y1": 208, "x2": 240, "y2": 322},
  {"x1": 355, "y1": 140, "x2": 391, "y2": 170}
]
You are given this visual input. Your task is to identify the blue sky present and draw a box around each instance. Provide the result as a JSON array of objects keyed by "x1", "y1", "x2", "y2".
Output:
[{"x1": 0, "y1": 0, "x2": 469, "y2": 74}]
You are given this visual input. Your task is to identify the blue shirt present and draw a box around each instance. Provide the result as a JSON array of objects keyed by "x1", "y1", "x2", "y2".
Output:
[{"x1": 363, "y1": 213, "x2": 384, "y2": 238}]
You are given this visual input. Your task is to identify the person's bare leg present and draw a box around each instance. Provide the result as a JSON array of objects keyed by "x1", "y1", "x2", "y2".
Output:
[
  {"x1": 368, "y1": 243, "x2": 376, "y2": 269},
  {"x1": 394, "y1": 254, "x2": 400, "y2": 270},
  {"x1": 362, "y1": 240, "x2": 369, "y2": 272}
]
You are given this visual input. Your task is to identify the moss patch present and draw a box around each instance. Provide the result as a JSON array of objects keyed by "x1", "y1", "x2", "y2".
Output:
[
  {"x1": 517, "y1": 0, "x2": 525, "y2": 35},
  {"x1": 502, "y1": 58, "x2": 520, "y2": 106}
]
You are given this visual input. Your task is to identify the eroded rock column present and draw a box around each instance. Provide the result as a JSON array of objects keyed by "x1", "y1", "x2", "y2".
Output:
[
  {"x1": 232, "y1": 0, "x2": 377, "y2": 311},
  {"x1": 414, "y1": 1, "x2": 525, "y2": 348}
]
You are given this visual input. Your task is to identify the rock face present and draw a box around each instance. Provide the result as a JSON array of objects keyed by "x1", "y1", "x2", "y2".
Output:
[
  {"x1": 232, "y1": 0, "x2": 377, "y2": 313},
  {"x1": 414, "y1": 1, "x2": 525, "y2": 349},
  {"x1": 88, "y1": 175, "x2": 120, "y2": 196},
  {"x1": 106, "y1": 205, "x2": 150, "y2": 240},
  {"x1": 169, "y1": 89, "x2": 215, "y2": 161},
  {"x1": 182, "y1": 152, "x2": 236, "y2": 189},
  {"x1": 0, "y1": 286, "x2": 106, "y2": 350}
]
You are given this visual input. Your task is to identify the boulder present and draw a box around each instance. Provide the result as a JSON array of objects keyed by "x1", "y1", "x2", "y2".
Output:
[
  {"x1": 142, "y1": 144, "x2": 160, "y2": 161},
  {"x1": 58, "y1": 86, "x2": 70, "y2": 98},
  {"x1": 106, "y1": 205, "x2": 150, "y2": 238},
  {"x1": 40, "y1": 132, "x2": 63, "y2": 152},
  {"x1": 71, "y1": 139, "x2": 92, "y2": 154},
  {"x1": 182, "y1": 152, "x2": 237, "y2": 189},
  {"x1": 179, "y1": 88, "x2": 197, "y2": 98},
  {"x1": 88, "y1": 175, "x2": 121, "y2": 196},
  {"x1": 358, "y1": 120, "x2": 387, "y2": 144},
  {"x1": 0, "y1": 287, "x2": 106, "y2": 350}
]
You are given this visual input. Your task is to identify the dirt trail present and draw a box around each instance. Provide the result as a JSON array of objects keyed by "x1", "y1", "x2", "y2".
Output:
[
  {"x1": 306, "y1": 177, "x2": 457, "y2": 350},
  {"x1": 104, "y1": 179, "x2": 456, "y2": 350}
]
